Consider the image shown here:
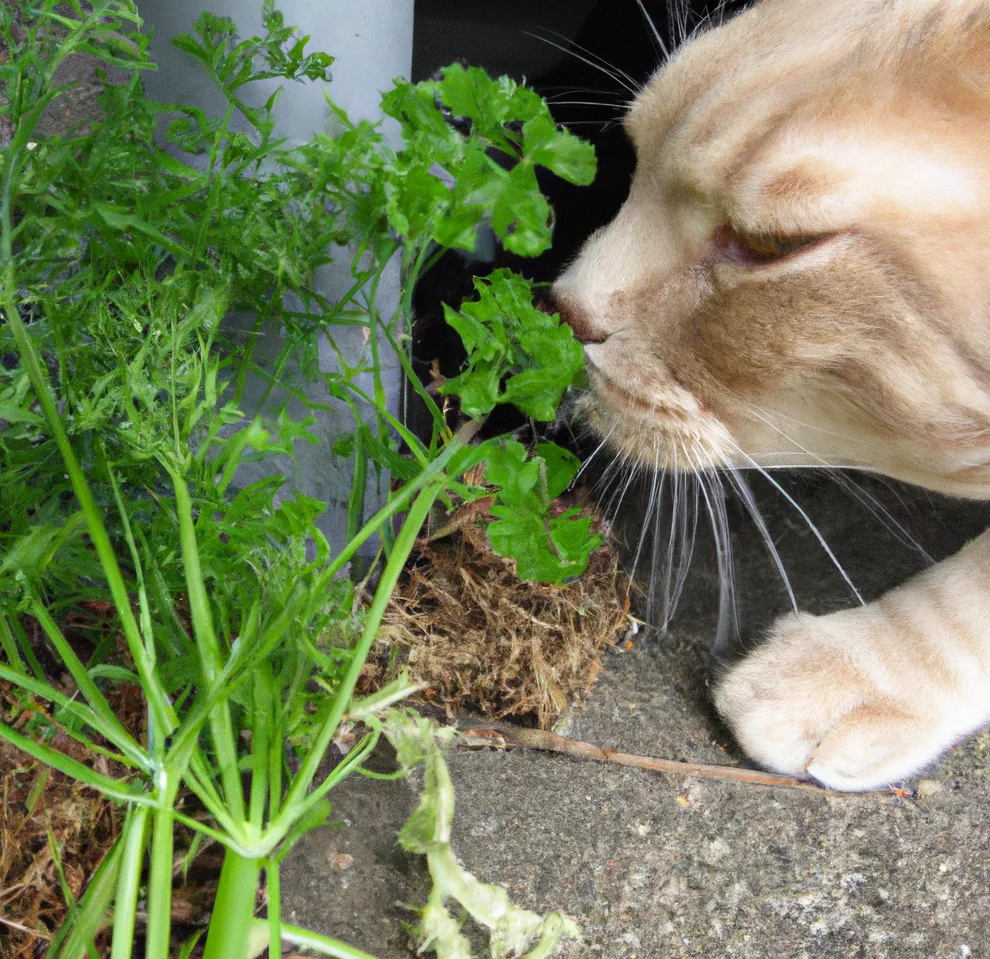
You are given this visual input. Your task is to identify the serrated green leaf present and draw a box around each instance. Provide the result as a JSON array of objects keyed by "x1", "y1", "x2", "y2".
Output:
[
  {"x1": 438, "y1": 64, "x2": 498, "y2": 124},
  {"x1": 441, "y1": 360, "x2": 502, "y2": 419},
  {"x1": 490, "y1": 164, "x2": 551, "y2": 256},
  {"x1": 498, "y1": 370, "x2": 566, "y2": 422},
  {"x1": 549, "y1": 509, "x2": 602, "y2": 568},
  {"x1": 482, "y1": 440, "x2": 542, "y2": 507},
  {"x1": 487, "y1": 506, "x2": 563, "y2": 583},
  {"x1": 440, "y1": 270, "x2": 585, "y2": 420},
  {"x1": 523, "y1": 115, "x2": 597, "y2": 186}
]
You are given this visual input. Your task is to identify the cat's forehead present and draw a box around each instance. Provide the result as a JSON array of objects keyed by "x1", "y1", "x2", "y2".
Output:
[{"x1": 624, "y1": 0, "x2": 988, "y2": 230}]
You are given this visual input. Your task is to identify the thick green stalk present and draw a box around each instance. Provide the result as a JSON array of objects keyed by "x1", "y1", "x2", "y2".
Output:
[{"x1": 201, "y1": 848, "x2": 263, "y2": 959}]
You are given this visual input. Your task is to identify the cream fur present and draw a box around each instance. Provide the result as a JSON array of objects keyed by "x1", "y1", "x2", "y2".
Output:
[{"x1": 553, "y1": 0, "x2": 990, "y2": 790}]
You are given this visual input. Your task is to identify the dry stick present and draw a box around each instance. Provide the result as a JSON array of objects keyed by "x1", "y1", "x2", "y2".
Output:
[{"x1": 459, "y1": 723, "x2": 846, "y2": 796}]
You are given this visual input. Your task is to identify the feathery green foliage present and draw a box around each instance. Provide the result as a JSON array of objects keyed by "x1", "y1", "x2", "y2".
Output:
[{"x1": 0, "y1": 1, "x2": 596, "y2": 955}]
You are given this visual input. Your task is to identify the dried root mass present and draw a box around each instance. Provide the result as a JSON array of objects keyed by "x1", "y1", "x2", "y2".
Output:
[{"x1": 379, "y1": 512, "x2": 630, "y2": 728}]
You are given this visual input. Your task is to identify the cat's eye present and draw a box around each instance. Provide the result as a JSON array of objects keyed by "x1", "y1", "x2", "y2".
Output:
[{"x1": 716, "y1": 226, "x2": 830, "y2": 266}]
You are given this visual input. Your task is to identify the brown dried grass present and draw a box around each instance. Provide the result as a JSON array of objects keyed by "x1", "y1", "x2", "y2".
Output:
[
  {"x1": 378, "y1": 504, "x2": 630, "y2": 728},
  {"x1": 0, "y1": 675, "x2": 145, "y2": 958}
]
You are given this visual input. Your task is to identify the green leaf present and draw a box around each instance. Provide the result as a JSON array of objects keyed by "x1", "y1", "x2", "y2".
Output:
[
  {"x1": 487, "y1": 504, "x2": 600, "y2": 584},
  {"x1": 442, "y1": 361, "x2": 502, "y2": 419},
  {"x1": 331, "y1": 434, "x2": 355, "y2": 458},
  {"x1": 482, "y1": 440, "x2": 541, "y2": 507},
  {"x1": 93, "y1": 203, "x2": 192, "y2": 258},
  {"x1": 438, "y1": 64, "x2": 498, "y2": 125},
  {"x1": 536, "y1": 442, "x2": 581, "y2": 499},
  {"x1": 440, "y1": 270, "x2": 585, "y2": 420},
  {"x1": 523, "y1": 115, "x2": 597, "y2": 186},
  {"x1": 89, "y1": 665, "x2": 141, "y2": 684},
  {"x1": 549, "y1": 509, "x2": 602, "y2": 569},
  {"x1": 490, "y1": 164, "x2": 551, "y2": 257},
  {"x1": 0, "y1": 400, "x2": 41, "y2": 425}
]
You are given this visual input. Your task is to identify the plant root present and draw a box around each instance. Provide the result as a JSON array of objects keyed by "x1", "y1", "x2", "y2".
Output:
[{"x1": 377, "y1": 507, "x2": 630, "y2": 728}]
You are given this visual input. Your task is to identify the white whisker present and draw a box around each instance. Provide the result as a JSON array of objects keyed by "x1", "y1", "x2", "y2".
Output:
[
  {"x1": 725, "y1": 437, "x2": 865, "y2": 605},
  {"x1": 687, "y1": 443, "x2": 737, "y2": 650},
  {"x1": 576, "y1": 424, "x2": 617, "y2": 483},
  {"x1": 608, "y1": 459, "x2": 648, "y2": 528},
  {"x1": 524, "y1": 29, "x2": 641, "y2": 95},
  {"x1": 634, "y1": 0, "x2": 671, "y2": 62},
  {"x1": 629, "y1": 445, "x2": 663, "y2": 585},
  {"x1": 745, "y1": 404, "x2": 932, "y2": 562},
  {"x1": 720, "y1": 463, "x2": 799, "y2": 614}
]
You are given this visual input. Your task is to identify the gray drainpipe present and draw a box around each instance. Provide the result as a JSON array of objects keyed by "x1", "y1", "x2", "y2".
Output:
[{"x1": 138, "y1": 0, "x2": 414, "y2": 557}]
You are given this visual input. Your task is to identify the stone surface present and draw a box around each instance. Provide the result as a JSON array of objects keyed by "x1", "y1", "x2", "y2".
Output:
[{"x1": 282, "y1": 473, "x2": 990, "y2": 958}]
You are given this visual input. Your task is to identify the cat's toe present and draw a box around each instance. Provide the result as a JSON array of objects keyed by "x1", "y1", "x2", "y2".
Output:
[
  {"x1": 805, "y1": 708, "x2": 937, "y2": 791},
  {"x1": 714, "y1": 612, "x2": 933, "y2": 792}
]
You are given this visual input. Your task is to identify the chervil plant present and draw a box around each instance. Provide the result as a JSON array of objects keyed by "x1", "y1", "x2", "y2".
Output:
[{"x1": 0, "y1": 1, "x2": 596, "y2": 956}]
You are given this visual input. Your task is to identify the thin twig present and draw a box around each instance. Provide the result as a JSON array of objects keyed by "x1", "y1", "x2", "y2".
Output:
[
  {"x1": 453, "y1": 415, "x2": 487, "y2": 446},
  {"x1": 458, "y1": 723, "x2": 844, "y2": 795},
  {"x1": 0, "y1": 913, "x2": 52, "y2": 939}
]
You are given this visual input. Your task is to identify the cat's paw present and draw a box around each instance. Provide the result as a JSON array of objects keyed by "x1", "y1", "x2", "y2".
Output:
[{"x1": 713, "y1": 610, "x2": 956, "y2": 792}]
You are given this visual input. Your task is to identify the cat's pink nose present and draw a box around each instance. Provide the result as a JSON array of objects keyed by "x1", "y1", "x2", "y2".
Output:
[{"x1": 553, "y1": 294, "x2": 608, "y2": 344}]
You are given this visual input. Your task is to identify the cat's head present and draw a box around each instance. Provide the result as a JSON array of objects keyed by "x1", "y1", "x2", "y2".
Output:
[{"x1": 554, "y1": 0, "x2": 990, "y2": 498}]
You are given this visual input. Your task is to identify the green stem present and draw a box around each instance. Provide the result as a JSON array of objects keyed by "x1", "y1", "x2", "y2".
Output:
[
  {"x1": 145, "y1": 775, "x2": 179, "y2": 959},
  {"x1": 201, "y1": 849, "x2": 263, "y2": 959},
  {"x1": 7, "y1": 614, "x2": 45, "y2": 681},
  {"x1": 110, "y1": 806, "x2": 149, "y2": 959},
  {"x1": 269, "y1": 483, "x2": 441, "y2": 850},
  {"x1": 0, "y1": 611, "x2": 26, "y2": 674},
  {"x1": 312, "y1": 414, "x2": 484, "y2": 595},
  {"x1": 397, "y1": 236, "x2": 448, "y2": 449},
  {"x1": 47, "y1": 830, "x2": 124, "y2": 959}
]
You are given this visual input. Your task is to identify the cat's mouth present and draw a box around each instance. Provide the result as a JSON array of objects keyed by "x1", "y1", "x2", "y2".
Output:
[{"x1": 581, "y1": 356, "x2": 736, "y2": 471}]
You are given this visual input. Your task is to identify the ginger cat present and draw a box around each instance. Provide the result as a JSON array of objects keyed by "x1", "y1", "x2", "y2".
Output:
[{"x1": 553, "y1": 0, "x2": 990, "y2": 790}]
